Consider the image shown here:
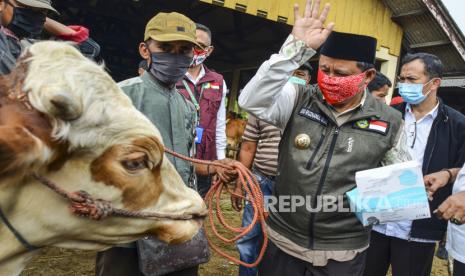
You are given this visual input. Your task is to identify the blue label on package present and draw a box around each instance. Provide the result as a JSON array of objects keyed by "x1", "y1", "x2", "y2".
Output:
[{"x1": 195, "y1": 126, "x2": 204, "y2": 144}]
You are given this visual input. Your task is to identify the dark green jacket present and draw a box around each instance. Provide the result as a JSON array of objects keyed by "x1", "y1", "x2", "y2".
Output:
[
  {"x1": 119, "y1": 72, "x2": 196, "y2": 187},
  {"x1": 268, "y1": 87, "x2": 403, "y2": 250}
]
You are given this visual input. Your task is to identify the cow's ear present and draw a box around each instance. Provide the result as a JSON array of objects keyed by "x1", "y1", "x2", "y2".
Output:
[{"x1": 49, "y1": 93, "x2": 82, "y2": 121}]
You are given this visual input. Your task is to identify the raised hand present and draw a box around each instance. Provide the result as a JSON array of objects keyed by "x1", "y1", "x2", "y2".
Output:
[{"x1": 292, "y1": 0, "x2": 334, "y2": 49}]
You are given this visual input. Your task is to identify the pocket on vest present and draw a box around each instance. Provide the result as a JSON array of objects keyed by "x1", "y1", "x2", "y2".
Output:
[{"x1": 203, "y1": 90, "x2": 222, "y2": 113}]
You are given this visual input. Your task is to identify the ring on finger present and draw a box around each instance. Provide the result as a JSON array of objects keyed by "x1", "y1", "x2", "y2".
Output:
[{"x1": 450, "y1": 217, "x2": 464, "y2": 225}]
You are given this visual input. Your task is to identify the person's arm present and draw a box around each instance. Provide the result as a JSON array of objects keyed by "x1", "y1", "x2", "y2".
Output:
[
  {"x1": 436, "y1": 191, "x2": 465, "y2": 224},
  {"x1": 237, "y1": 116, "x2": 260, "y2": 169},
  {"x1": 44, "y1": 18, "x2": 91, "y2": 44},
  {"x1": 215, "y1": 80, "x2": 228, "y2": 159},
  {"x1": 231, "y1": 116, "x2": 260, "y2": 211},
  {"x1": 238, "y1": 38, "x2": 312, "y2": 129},
  {"x1": 435, "y1": 169, "x2": 465, "y2": 224},
  {"x1": 238, "y1": 0, "x2": 333, "y2": 129},
  {"x1": 424, "y1": 168, "x2": 461, "y2": 198},
  {"x1": 44, "y1": 17, "x2": 76, "y2": 36},
  {"x1": 238, "y1": 141, "x2": 258, "y2": 169},
  {"x1": 194, "y1": 159, "x2": 237, "y2": 183},
  {"x1": 231, "y1": 141, "x2": 257, "y2": 212}
]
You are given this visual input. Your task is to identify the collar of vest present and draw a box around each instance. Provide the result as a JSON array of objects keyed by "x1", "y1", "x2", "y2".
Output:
[
  {"x1": 185, "y1": 65, "x2": 223, "y2": 85},
  {"x1": 142, "y1": 72, "x2": 176, "y2": 93},
  {"x1": 313, "y1": 88, "x2": 381, "y2": 124}
]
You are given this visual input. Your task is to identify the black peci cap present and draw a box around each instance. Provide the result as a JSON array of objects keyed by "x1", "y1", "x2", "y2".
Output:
[{"x1": 320, "y1": 31, "x2": 377, "y2": 64}]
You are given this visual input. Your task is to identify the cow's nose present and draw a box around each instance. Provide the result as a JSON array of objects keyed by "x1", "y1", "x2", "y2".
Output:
[
  {"x1": 160, "y1": 177, "x2": 207, "y2": 216},
  {"x1": 189, "y1": 189, "x2": 207, "y2": 210}
]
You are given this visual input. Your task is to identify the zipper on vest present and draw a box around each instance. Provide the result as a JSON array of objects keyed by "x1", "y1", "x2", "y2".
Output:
[
  {"x1": 308, "y1": 127, "x2": 340, "y2": 249},
  {"x1": 306, "y1": 132, "x2": 326, "y2": 170}
]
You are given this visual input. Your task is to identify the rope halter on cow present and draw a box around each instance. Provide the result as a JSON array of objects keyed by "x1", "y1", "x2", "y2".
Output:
[{"x1": 31, "y1": 173, "x2": 207, "y2": 221}]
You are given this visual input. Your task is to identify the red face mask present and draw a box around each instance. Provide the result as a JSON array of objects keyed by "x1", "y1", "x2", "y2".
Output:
[
  {"x1": 317, "y1": 68, "x2": 367, "y2": 105},
  {"x1": 190, "y1": 48, "x2": 209, "y2": 67}
]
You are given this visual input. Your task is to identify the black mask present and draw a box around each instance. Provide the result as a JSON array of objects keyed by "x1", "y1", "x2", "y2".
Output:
[
  {"x1": 7, "y1": 7, "x2": 46, "y2": 38},
  {"x1": 149, "y1": 52, "x2": 192, "y2": 85}
]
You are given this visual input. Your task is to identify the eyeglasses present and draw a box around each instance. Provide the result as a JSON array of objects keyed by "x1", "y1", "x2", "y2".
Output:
[{"x1": 407, "y1": 122, "x2": 417, "y2": 148}]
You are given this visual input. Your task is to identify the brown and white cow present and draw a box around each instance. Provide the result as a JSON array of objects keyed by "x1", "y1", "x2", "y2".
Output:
[
  {"x1": 226, "y1": 113, "x2": 247, "y2": 159},
  {"x1": 0, "y1": 41, "x2": 206, "y2": 275}
]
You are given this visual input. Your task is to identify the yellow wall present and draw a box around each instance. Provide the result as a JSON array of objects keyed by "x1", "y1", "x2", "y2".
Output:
[
  {"x1": 376, "y1": 47, "x2": 399, "y2": 102},
  {"x1": 200, "y1": 0, "x2": 403, "y2": 57}
]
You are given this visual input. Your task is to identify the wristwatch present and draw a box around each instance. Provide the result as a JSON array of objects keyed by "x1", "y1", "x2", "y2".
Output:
[{"x1": 441, "y1": 168, "x2": 453, "y2": 183}]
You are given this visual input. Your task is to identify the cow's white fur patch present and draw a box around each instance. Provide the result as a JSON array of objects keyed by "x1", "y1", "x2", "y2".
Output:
[{"x1": 23, "y1": 41, "x2": 161, "y2": 152}]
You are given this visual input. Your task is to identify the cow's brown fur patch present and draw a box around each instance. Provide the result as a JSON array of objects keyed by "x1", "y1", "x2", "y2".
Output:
[
  {"x1": 0, "y1": 126, "x2": 38, "y2": 176},
  {"x1": 90, "y1": 137, "x2": 165, "y2": 210},
  {"x1": 0, "y1": 60, "x2": 70, "y2": 177}
]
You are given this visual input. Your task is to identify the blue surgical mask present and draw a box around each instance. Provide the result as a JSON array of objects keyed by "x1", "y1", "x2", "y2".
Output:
[{"x1": 397, "y1": 80, "x2": 433, "y2": 105}]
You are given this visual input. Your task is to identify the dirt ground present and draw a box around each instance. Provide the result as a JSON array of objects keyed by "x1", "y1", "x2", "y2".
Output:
[{"x1": 22, "y1": 192, "x2": 449, "y2": 276}]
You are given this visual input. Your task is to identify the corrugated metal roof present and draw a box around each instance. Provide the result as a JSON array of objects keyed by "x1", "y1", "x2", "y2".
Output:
[
  {"x1": 400, "y1": 14, "x2": 448, "y2": 44},
  {"x1": 382, "y1": 0, "x2": 465, "y2": 76},
  {"x1": 382, "y1": 0, "x2": 424, "y2": 15}
]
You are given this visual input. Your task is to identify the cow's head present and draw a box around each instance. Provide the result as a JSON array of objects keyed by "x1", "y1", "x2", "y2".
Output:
[{"x1": 0, "y1": 41, "x2": 206, "y2": 271}]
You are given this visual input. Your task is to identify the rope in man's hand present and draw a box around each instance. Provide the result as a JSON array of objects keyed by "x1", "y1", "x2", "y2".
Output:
[{"x1": 164, "y1": 147, "x2": 269, "y2": 268}]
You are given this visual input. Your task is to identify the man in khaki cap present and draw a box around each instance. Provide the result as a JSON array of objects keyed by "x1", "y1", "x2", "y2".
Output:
[
  {"x1": 96, "y1": 11, "x2": 236, "y2": 276},
  {"x1": 0, "y1": 0, "x2": 100, "y2": 74}
]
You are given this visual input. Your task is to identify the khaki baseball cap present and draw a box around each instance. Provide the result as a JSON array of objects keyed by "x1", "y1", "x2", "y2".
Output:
[
  {"x1": 144, "y1": 12, "x2": 202, "y2": 49},
  {"x1": 17, "y1": 0, "x2": 59, "y2": 14}
]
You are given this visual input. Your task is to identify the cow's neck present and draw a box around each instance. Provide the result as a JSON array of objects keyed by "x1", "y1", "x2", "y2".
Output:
[
  {"x1": 0, "y1": 217, "x2": 41, "y2": 276},
  {"x1": 0, "y1": 248, "x2": 38, "y2": 276},
  {"x1": 0, "y1": 179, "x2": 49, "y2": 275}
]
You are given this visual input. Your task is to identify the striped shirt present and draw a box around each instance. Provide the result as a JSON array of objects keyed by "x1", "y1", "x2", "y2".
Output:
[{"x1": 242, "y1": 115, "x2": 281, "y2": 176}]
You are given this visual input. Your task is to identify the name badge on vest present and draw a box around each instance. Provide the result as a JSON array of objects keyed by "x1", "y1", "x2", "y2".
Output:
[
  {"x1": 210, "y1": 82, "x2": 220, "y2": 90},
  {"x1": 298, "y1": 107, "x2": 328, "y2": 126},
  {"x1": 195, "y1": 126, "x2": 204, "y2": 144}
]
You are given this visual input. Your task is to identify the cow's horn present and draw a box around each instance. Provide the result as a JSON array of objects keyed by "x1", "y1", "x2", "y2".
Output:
[{"x1": 49, "y1": 93, "x2": 82, "y2": 121}]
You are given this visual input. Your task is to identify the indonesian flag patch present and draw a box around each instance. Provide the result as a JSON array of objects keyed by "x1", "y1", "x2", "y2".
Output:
[
  {"x1": 211, "y1": 82, "x2": 220, "y2": 90},
  {"x1": 353, "y1": 119, "x2": 390, "y2": 135}
]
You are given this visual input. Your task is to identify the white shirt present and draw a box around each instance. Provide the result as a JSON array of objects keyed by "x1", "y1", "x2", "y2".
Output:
[
  {"x1": 447, "y1": 165, "x2": 465, "y2": 264},
  {"x1": 185, "y1": 65, "x2": 227, "y2": 160},
  {"x1": 373, "y1": 102, "x2": 439, "y2": 243}
]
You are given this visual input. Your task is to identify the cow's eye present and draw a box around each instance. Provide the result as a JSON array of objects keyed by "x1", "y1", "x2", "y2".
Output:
[{"x1": 121, "y1": 158, "x2": 147, "y2": 172}]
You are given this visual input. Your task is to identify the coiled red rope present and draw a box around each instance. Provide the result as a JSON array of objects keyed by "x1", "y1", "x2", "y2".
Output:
[{"x1": 164, "y1": 147, "x2": 269, "y2": 268}]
